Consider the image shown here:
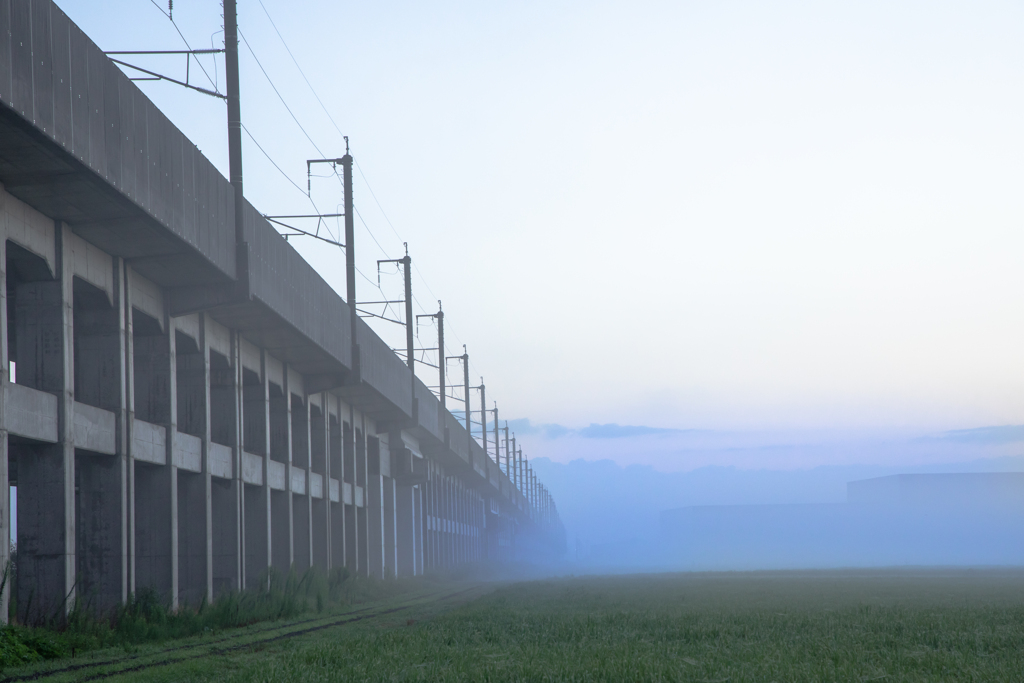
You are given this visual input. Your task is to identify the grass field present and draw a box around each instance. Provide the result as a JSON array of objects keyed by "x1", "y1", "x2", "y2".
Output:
[{"x1": 5, "y1": 568, "x2": 1024, "y2": 682}]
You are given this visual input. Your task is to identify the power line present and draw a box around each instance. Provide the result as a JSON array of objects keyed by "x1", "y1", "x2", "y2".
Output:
[
  {"x1": 242, "y1": 124, "x2": 305, "y2": 197},
  {"x1": 238, "y1": 29, "x2": 327, "y2": 159},
  {"x1": 154, "y1": 0, "x2": 491, "y2": 423},
  {"x1": 236, "y1": 6, "x2": 483, "y2": 388},
  {"x1": 354, "y1": 207, "x2": 393, "y2": 261},
  {"x1": 148, "y1": 0, "x2": 219, "y2": 92},
  {"x1": 255, "y1": 0, "x2": 346, "y2": 143},
  {"x1": 242, "y1": 124, "x2": 340, "y2": 244},
  {"x1": 355, "y1": 160, "x2": 406, "y2": 247}
]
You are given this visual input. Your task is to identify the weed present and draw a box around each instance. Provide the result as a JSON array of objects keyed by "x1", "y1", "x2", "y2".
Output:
[{"x1": 0, "y1": 564, "x2": 371, "y2": 668}]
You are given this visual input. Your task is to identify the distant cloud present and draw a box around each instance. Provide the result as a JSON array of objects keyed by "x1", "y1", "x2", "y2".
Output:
[
  {"x1": 577, "y1": 423, "x2": 682, "y2": 439},
  {"x1": 507, "y1": 419, "x2": 682, "y2": 440},
  {"x1": 932, "y1": 425, "x2": 1024, "y2": 445},
  {"x1": 506, "y1": 419, "x2": 573, "y2": 439}
]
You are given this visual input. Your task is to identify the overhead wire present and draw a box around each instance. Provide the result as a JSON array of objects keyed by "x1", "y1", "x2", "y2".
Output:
[
  {"x1": 149, "y1": 1, "x2": 511, "y2": 471},
  {"x1": 252, "y1": 0, "x2": 361, "y2": 220},
  {"x1": 240, "y1": 2, "x2": 486, "y2": 418},
  {"x1": 255, "y1": 0, "x2": 346, "y2": 141},
  {"x1": 239, "y1": 34, "x2": 396, "y2": 314},
  {"x1": 242, "y1": 124, "x2": 306, "y2": 197},
  {"x1": 243, "y1": 2, "x2": 460, "y2": 369},
  {"x1": 241, "y1": 125, "x2": 343, "y2": 244},
  {"x1": 148, "y1": 0, "x2": 219, "y2": 92},
  {"x1": 249, "y1": 3, "x2": 449, "y2": 327},
  {"x1": 354, "y1": 160, "x2": 406, "y2": 247},
  {"x1": 238, "y1": 29, "x2": 327, "y2": 159}
]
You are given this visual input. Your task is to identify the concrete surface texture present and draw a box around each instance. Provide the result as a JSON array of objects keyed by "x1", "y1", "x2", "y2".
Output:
[{"x1": 0, "y1": 0, "x2": 563, "y2": 624}]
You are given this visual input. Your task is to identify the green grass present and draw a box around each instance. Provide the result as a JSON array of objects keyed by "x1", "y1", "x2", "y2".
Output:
[
  {"x1": 0, "y1": 565, "x2": 423, "y2": 667},
  {"x1": 7, "y1": 568, "x2": 1024, "y2": 681}
]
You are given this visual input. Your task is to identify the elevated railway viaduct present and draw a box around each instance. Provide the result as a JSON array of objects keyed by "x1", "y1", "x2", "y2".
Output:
[{"x1": 0, "y1": 0, "x2": 562, "y2": 623}]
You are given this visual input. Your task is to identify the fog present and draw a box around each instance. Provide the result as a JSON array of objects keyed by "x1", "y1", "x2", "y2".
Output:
[{"x1": 530, "y1": 429, "x2": 1024, "y2": 573}]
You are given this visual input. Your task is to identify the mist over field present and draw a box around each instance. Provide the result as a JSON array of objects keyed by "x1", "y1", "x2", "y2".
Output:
[{"x1": 527, "y1": 424, "x2": 1024, "y2": 572}]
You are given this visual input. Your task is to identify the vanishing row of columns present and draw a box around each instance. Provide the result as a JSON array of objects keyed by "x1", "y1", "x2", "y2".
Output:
[{"x1": 0, "y1": 201, "x2": 506, "y2": 623}]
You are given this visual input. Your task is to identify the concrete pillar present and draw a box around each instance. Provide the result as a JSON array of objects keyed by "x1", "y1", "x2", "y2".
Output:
[
  {"x1": 437, "y1": 475, "x2": 445, "y2": 570},
  {"x1": 356, "y1": 425, "x2": 368, "y2": 577},
  {"x1": 383, "y1": 476, "x2": 396, "y2": 578},
  {"x1": 176, "y1": 469, "x2": 205, "y2": 606},
  {"x1": 175, "y1": 323, "x2": 208, "y2": 606},
  {"x1": 367, "y1": 473, "x2": 384, "y2": 578},
  {"x1": 0, "y1": 238, "x2": 9, "y2": 623},
  {"x1": 366, "y1": 434, "x2": 391, "y2": 578},
  {"x1": 422, "y1": 466, "x2": 430, "y2": 573},
  {"x1": 268, "y1": 392, "x2": 285, "y2": 576},
  {"x1": 396, "y1": 483, "x2": 415, "y2": 577},
  {"x1": 328, "y1": 408, "x2": 344, "y2": 569},
  {"x1": 268, "y1": 357, "x2": 290, "y2": 575},
  {"x1": 450, "y1": 480, "x2": 457, "y2": 565},
  {"x1": 132, "y1": 297, "x2": 176, "y2": 605},
  {"x1": 15, "y1": 224, "x2": 74, "y2": 623},
  {"x1": 291, "y1": 391, "x2": 310, "y2": 573},
  {"x1": 241, "y1": 353, "x2": 269, "y2": 588},
  {"x1": 457, "y1": 483, "x2": 463, "y2": 564},
  {"x1": 73, "y1": 256, "x2": 128, "y2": 614},
  {"x1": 435, "y1": 471, "x2": 442, "y2": 569},
  {"x1": 210, "y1": 330, "x2": 239, "y2": 597},
  {"x1": 454, "y1": 475, "x2": 462, "y2": 565},
  {"x1": 414, "y1": 484, "x2": 423, "y2": 575},
  {"x1": 310, "y1": 396, "x2": 329, "y2": 571},
  {"x1": 343, "y1": 419, "x2": 357, "y2": 573}
]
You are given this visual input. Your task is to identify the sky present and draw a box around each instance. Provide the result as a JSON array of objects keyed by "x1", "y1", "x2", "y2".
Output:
[{"x1": 54, "y1": 1, "x2": 1024, "y2": 471}]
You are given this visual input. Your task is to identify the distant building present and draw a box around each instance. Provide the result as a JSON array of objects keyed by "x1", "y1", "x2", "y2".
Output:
[
  {"x1": 659, "y1": 473, "x2": 1024, "y2": 570},
  {"x1": 847, "y1": 473, "x2": 1024, "y2": 510}
]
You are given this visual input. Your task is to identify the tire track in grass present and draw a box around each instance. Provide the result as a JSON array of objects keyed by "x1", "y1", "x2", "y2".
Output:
[
  {"x1": 3, "y1": 602, "x2": 389, "y2": 683},
  {"x1": 7, "y1": 584, "x2": 488, "y2": 683}
]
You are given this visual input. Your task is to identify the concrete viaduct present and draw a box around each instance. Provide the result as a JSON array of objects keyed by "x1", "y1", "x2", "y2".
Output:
[{"x1": 0, "y1": 0, "x2": 562, "y2": 623}]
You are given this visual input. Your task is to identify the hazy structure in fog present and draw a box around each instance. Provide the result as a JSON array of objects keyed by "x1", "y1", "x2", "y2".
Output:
[
  {"x1": 661, "y1": 473, "x2": 1024, "y2": 570},
  {"x1": 0, "y1": 1, "x2": 562, "y2": 624}
]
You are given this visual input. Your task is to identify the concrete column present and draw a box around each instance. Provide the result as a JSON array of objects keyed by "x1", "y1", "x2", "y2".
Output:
[
  {"x1": 453, "y1": 479, "x2": 461, "y2": 565},
  {"x1": 442, "y1": 476, "x2": 450, "y2": 569},
  {"x1": 396, "y1": 482, "x2": 415, "y2": 577},
  {"x1": 461, "y1": 484, "x2": 468, "y2": 563},
  {"x1": 124, "y1": 269, "x2": 136, "y2": 596},
  {"x1": 232, "y1": 332, "x2": 248, "y2": 591},
  {"x1": 437, "y1": 475, "x2": 445, "y2": 570},
  {"x1": 73, "y1": 256, "x2": 129, "y2": 614},
  {"x1": 368, "y1": 434, "x2": 393, "y2": 578},
  {"x1": 174, "y1": 318, "x2": 210, "y2": 606},
  {"x1": 290, "y1": 387, "x2": 311, "y2": 573},
  {"x1": 267, "y1": 364, "x2": 292, "y2": 575},
  {"x1": 132, "y1": 296, "x2": 176, "y2": 606},
  {"x1": 15, "y1": 224, "x2": 75, "y2": 623},
  {"x1": 449, "y1": 478, "x2": 456, "y2": 567},
  {"x1": 0, "y1": 238, "x2": 8, "y2": 623},
  {"x1": 356, "y1": 424, "x2": 368, "y2": 576},
  {"x1": 434, "y1": 471, "x2": 441, "y2": 570},
  {"x1": 262, "y1": 350, "x2": 282, "y2": 581},
  {"x1": 459, "y1": 484, "x2": 464, "y2": 564},
  {"x1": 413, "y1": 480, "x2": 420, "y2": 574},
  {"x1": 383, "y1": 476, "x2": 396, "y2": 578},
  {"x1": 310, "y1": 395, "x2": 329, "y2": 571},
  {"x1": 200, "y1": 317, "x2": 214, "y2": 602},
  {"x1": 367, "y1": 472, "x2": 384, "y2": 578},
  {"x1": 343, "y1": 418, "x2": 357, "y2": 573},
  {"x1": 210, "y1": 327, "x2": 239, "y2": 597},
  {"x1": 242, "y1": 350, "x2": 270, "y2": 588},
  {"x1": 328, "y1": 405, "x2": 344, "y2": 569},
  {"x1": 422, "y1": 464, "x2": 431, "y2": 573}
]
